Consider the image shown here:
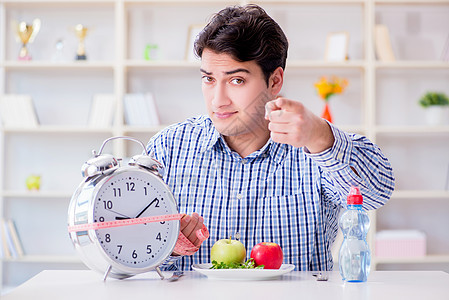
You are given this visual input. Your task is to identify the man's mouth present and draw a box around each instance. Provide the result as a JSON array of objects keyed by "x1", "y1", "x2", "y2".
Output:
[{"x1": 214, "y1": 111, "x2": 237, "y2": 119}]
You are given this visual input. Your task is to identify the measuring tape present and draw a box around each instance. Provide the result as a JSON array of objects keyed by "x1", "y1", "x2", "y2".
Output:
[
  {"x1": 68, "y1": 213, "x2": 184, "y2": 232},
  {"x1": 68, "y1": 213, "x2": 209, "y2": 256}
]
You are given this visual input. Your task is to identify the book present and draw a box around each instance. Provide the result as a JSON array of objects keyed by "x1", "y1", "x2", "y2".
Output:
[
  {"x1": 123, "y1": 93, "x2": 142, "y2": 126},
  {"x1": 88, "y1": 94, "x2": 116, "y2": 128},
  {"x1": 6, "y1": 219, "x2": 24, "y2": 257},
  {"x1": 1, "y1": 219, "x2": 15, "y2": 258},
  {"x1": 374, "y1": 24, "x2": 396, "y2": 62},
  {"x1": 0, "y1": 94, "x2": 39, "y2": 128},
  {"x1": 124, "y1": 93, "x2": 160, "y2": 126},
  {"x1": 0, "y1": 220, "x2": 10, "y2": 259},
  {"x1": 145, "y1": 93, "x2": 160, "y2": 126},
  {"x1": 0, "y1": 95, "x2": 20, "y2": 127}
]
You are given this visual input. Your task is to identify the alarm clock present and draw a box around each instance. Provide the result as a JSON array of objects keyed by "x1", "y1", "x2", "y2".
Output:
[{"x1": 68, "y1": 136, "x2": 180, "y2": 280}]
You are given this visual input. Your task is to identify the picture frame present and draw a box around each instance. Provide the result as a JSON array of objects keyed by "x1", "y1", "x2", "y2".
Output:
[
  {"x1": 185, "y1": 24, "x2": 204, "y2": 61},
  {"x1": 374, "y1": 24, "x2": 396, "y2": 62},
  {"x1": 324, "y1": 31, "x2": 349, "y2": 62}
]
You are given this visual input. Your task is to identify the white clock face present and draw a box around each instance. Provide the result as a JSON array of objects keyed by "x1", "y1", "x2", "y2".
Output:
[{"x1": 92, "y1": 169, "x2": 178, "y2": 269}]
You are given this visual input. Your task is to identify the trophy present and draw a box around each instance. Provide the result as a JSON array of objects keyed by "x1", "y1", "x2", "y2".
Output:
[
  {"x1": 74, "y1": 24, "x2": 88, "y2": 60},
  {"x1": 14, "y1": 19, "x2": 41, "y2": 61}
]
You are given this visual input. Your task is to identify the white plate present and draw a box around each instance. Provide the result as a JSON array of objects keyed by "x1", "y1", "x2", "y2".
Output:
[{"x1": 192, "y1": 263, "x2": 295, "y2": 280}]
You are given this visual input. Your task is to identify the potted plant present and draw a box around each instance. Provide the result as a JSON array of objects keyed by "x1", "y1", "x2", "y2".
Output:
[{"x1": 418, "y1": 92, "x2": 449, "y2": 126}]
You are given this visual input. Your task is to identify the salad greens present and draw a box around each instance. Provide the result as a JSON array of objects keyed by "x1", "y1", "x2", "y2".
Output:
[{"x1": 211, "y1": 259, "x2": 264, "y2": 269}]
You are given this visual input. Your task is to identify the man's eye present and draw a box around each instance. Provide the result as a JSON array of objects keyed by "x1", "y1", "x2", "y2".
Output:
[
  {"x1": 202, "y1": 76, "x2": 214, "y2": 83},
  {"x1": 231, "y1": 78, "x2": 244, "y2": 85}
]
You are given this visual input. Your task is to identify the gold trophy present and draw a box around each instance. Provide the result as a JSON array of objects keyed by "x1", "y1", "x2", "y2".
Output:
[
  {"x1": 74, "y1": 24, "x2": 88, "y2": 60},
  {"x1": 14, "y1": 19, "x2": 41, "y2": 61}
]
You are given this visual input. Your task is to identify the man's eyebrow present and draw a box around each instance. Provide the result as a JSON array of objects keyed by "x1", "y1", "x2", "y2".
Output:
[
  {"x1": 200, "y1": 68, "x2": 212, "y2": 75},
  {"x1": 225, "y1": 68, "x2": 250, "y2": 75},
  {"x1": 199, "y1": 68, "x2": 250, "y2": 75}
]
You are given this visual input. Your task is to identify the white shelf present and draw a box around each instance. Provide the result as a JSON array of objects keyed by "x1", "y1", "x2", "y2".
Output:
[
  {"x1": 287, "y1": 60, "x2": 366, "y2": 69},
  {"x1": 123, "y1": 0, "x2": 242, "y2": 3},
  {"x1": 2, "y1": 255, "x2": 81, "y2": 264},
  {"x1": 375, "y1": 255, "x2": 449, "y2": 264},
  {"x1": 2, "y1": 126, "x2": 114, "y2": 134},
  {"x1": 1, "y1": 191, "x2": 72, "y2": 199},
  {"x1": 375, "y1": 0, "x2": 449, "y2": 4},
  {"x1": 252, "y1": 0, "x2": 365, "y2": 3},
  {"x1": 123, "y1": 125, "x2": 168, "y2": 133},
  {"x1": 375, "y1": 126, "x2": 449, "y2": 134},
  {"x1": 391, "y1": 190, "x2": 449, "y2": 199},
  {"x1": 1, "y1": 61, "x2": 115, "y2": 70},
  {"x1": 2, "y1": 0, "x2": 114, "y2": 4},
  {"x1": 375, "y1": 61, "x2": 449, "y2": 69},
  {"x1": 125, "y1": 60, "x2": 200, "y2": 69}
]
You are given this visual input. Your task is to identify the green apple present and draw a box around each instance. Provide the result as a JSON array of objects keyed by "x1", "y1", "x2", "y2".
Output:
[
  {"x1": 210, "y1": 238, "x2": 246, "y2": 265},
  {"x1": 26, "y1": 175, "x2": 41, "y2": 191}
]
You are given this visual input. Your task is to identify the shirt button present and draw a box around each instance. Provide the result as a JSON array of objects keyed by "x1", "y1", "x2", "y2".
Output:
[{"x1": 237, "y1": 194, "x2": 243, "y2": 200}]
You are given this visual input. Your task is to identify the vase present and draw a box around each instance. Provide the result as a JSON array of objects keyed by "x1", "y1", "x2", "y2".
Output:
[
  {"x1": 424, "y1": 106, "x2": 449, "y2": 126},
  {"x1": 321, "y1": 102, "x2": 333, "y2": 123}
]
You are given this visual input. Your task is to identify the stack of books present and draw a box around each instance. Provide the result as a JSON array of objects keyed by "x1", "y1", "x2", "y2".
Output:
[
  {"x1": 0, "y1": 95, "x2": 39, "y2": 128},
  {"x1": 124, "y1": 93, "x2": 160, "y2": 127},
  {"x1": 0, "y1": 219, "x2": 24, "y2": 259},
  {"x1": 88, "y1": 94, "x2": 116, "y2": 128}
]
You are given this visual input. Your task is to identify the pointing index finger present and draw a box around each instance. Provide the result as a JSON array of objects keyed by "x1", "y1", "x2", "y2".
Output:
[
  {"x1": 274, "y1": 97, "x2": 303, "y2": 114},
  {"x1": 265, "y1": 100, "x2": 281, "y2": 119}
]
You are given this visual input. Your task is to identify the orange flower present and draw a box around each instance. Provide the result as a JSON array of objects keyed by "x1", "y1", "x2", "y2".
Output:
[{"x1": 314, "y1": 76, "x2": 348, "y2": 101}]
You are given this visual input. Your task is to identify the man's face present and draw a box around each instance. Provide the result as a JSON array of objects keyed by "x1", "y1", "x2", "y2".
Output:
[{"x1": 200, "y1": 49, "x2": 274, "y2": 139}]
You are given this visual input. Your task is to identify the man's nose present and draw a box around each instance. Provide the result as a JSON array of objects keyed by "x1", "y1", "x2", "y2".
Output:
[{"x1": 211, "y1": 83, "x2": 231, "y2": 108}]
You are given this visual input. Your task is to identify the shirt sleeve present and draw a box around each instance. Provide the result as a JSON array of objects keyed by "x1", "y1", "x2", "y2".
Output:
[{"x1": 305, "y1": 122, "x2": 395, "y2": 210}]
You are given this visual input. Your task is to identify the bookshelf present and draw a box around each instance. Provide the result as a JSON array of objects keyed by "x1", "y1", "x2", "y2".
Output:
[{"x1": 1, "y1": 0, "x2": 449, "y2": 291}]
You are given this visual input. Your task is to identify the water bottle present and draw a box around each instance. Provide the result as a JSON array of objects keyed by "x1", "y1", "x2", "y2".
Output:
[{"x1": 338, "y1": 186, "x2": 371, "y2": 282}]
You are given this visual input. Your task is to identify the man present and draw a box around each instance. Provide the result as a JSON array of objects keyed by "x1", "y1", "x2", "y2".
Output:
[{"x1": 148, "y1": 4, "x2": 394, "y2": 271}]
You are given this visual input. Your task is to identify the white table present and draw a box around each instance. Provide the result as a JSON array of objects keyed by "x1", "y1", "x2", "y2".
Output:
[{"x1": 3, "y1": 270, "x2": 449, "y2": 300}]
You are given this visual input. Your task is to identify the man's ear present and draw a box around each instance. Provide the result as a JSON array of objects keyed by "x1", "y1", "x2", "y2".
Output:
[{"x1": 269, "y1": 66, "x2": 284, "y2": 96}]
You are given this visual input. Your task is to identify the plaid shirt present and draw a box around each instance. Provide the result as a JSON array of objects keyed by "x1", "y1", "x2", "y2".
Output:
[{"x1": 147, "y1": 115, "x2": 394, "y2": 271}]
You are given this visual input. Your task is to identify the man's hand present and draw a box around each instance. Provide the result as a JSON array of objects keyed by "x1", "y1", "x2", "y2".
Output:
[
  {"x1": 265, "y1": 97, "x2": 334, "y2": 153},
  {"x1": 180, "y1": 212, "x2": 205, "y2": 248}
]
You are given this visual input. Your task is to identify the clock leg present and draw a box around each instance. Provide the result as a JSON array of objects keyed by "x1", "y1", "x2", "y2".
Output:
[
  {"x1": 103, "y1": 265, "x2": 113, "y2": 281},
  {"x1": 155, "y1": 266, "x2": 164, "y2": 280}
]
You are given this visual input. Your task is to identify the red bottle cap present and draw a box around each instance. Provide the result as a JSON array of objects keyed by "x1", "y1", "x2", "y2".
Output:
[{"x1": 347, "y1": 186, "x2": 363, "y2": 205}]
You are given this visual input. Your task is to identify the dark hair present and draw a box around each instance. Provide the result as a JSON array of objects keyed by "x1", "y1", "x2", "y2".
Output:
[{"x1": 194, "y1": 4, "x2": 288, "y2": 85}]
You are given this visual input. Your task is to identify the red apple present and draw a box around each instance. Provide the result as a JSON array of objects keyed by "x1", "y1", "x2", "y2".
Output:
[{"x1": 250, "y1": 242, "x2": 283, "y2": 269}]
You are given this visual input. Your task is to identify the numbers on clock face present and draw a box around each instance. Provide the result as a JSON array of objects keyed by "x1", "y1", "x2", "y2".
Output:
[{"x1": 93, "y1": 170, "x2": 177, "y2": 268}]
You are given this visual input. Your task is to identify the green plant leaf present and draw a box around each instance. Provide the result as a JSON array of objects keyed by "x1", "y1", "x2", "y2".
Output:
[
  {"x1": 418, "y1": 92, "x2": 449, "y2": 107},
  {"x1": 210, "y1": 259, "x2": 264, "y2": 269}
]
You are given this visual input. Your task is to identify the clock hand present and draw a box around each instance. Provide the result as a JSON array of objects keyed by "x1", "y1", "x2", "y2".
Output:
[
  {"x1": 135, "y1": 198, "x2": 158, "y2": 218},
  {"x1": 105, "y1": 209, "x2": 131, "y2": 220},
  {"x1": 115, "y1": 216, "x2": 130, "y2": 220}
]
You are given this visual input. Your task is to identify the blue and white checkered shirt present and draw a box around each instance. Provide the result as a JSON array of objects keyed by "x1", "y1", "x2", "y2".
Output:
[{"x1": 147, "y1": 115, "x2": 395, "y2": 271}]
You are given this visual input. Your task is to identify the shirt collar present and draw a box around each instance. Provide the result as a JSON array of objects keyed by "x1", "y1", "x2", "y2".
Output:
[{"x1": 199, "y1": 117, "x2": 221, "y2": 153}]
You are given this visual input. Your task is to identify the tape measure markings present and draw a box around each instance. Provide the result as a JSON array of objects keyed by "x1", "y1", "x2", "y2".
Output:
[{"x1": 68, "y1": 213, "x2": 184, "y2": 233}]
